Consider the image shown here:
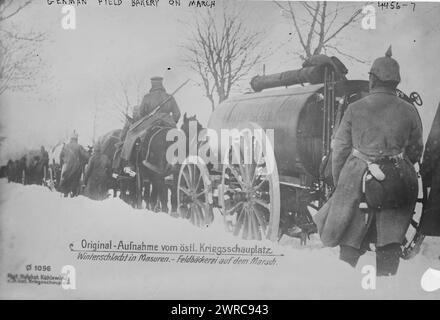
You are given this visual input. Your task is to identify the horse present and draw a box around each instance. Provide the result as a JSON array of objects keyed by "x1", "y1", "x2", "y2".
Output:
[
  {"x1": 94, "y1": 129, "x2": 122, "y2": 198},
  {"x1": 134, "y1": 114, "x2": 177, "y2": 212},
  {"x1": 107, "y1": 130, "x2": 140, "y2": 207},
  {"x1": 134, "y1": 112, "x2": 203, "y2": 214}
]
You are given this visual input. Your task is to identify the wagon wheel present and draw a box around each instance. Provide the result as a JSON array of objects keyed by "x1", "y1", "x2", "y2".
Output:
[
  {"x1": 219, "y1": 131, "x2": 280, "y2": 241},
  {"x1": 177, "y1": 156, "x2": 214, "y2": 227},
  {"x1": 401, "y1": 183, "x2": 426, "y2": 260},
  {"x1": 401, "y1": 229, "x2": 425, "y2": 260}
]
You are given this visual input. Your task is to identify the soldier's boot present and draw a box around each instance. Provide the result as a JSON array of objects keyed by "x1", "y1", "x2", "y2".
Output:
[{"x1": 376, "y1": 243, "x2": 401, "y2": 277}]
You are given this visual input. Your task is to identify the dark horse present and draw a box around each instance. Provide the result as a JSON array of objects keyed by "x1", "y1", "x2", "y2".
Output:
[
  {"x1": 134, "y1": 113, "x2": 203, "y2": 213},
  {"x1": 95, "y1": 128, "x2": 122, "y2": 198},
  {"x1": 134, "y1": 114, "x2": 177, "y2": 212},
  {"x1": 95, "y1": 128, "x2": 143, "y2": 207},
  {"x1": 94, "y1": 113, "x2": 203, "y2": 213}
]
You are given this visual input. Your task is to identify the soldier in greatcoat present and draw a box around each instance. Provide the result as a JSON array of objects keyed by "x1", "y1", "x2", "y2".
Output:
[
  {"x1": 314, "y1": 47, "x2": 423, "y2": 276},
  {"x1": 139, "y1": 77, "x2": 181, "y2": 123},
  {"x1": 59, "y1": 132, "x2": 90, "y2": 197},
  {"x1": 84, "y1": 144, "x2": 111, "y2": 201}
]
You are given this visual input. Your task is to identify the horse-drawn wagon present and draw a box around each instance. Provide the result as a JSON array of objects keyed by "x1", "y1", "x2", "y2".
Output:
[{"x1": 175, "y1": 58, "x2": 425, "y2": 249}]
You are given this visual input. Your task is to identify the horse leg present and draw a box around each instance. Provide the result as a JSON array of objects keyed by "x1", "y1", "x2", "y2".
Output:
[
  {"x1": 143, "y1": 180, "x2": 151, "y2": 210},
  {"x1": 129, "y1": 180, "x2": 137, "y2": 208},
  {"x1": 170, "y1": 170, "x2": 178, "y2": 216},
  {"x1": 150, "y1": 179, "x2": 159, "y2": 212},
  {"x1": 122, "y1": 183, "x2": 129, "y2": 203},
  {"x1": 112, "y1": 179, "x2": 118, "y2": 198},
  {"x1": 72, "y1": 171, "x2": 82, "y2": 197},
  {"x1": 157, "y1": 176, "x2": 169, "y2": 214}
]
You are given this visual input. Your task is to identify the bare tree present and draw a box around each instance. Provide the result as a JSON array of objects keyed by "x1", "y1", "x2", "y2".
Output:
[
  {"x1": 0, "y1": 0, "x2": 45, "y2": 95},
  {"x1": 97, "y1": 76, "x2": 146, "y2": 131},
  {"x1": 182, "y1": 4, "x2": 266, "y2": 110},
  {"x1": 274, "y1": 1, "x2": 367, "y2": 63}
]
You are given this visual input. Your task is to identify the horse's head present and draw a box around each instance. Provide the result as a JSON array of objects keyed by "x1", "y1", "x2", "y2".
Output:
[{"x1": 181, "y1": 112, "x2": 203, "y2": 139}]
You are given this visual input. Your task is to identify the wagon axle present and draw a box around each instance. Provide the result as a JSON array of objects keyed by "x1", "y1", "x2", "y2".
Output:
[{"x1": 232, "y1": 189, "x2": 257, "y2": 203}]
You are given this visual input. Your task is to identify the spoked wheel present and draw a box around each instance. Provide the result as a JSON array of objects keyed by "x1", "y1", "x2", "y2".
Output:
[
  {"x1": 401, "y1": 204, "x2": 426, "y2": 260},
  {"x1": 401, "y1": 229, "x2": 425, "y2": 260},
  {"x1": 219, "y1": 128, "x2": 280, "y2": 241},
  {"x1": 177, "y1": 156, "x2": 214, "y2": 227},
  {"x1": 401, "y1": 182, "x2": 426, "y2": 260}
]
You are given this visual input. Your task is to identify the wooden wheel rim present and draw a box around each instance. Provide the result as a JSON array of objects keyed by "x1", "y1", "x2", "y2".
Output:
[
  {"x1": 177, "y1": 156, "x2": 213, "y2": 227},
  {"x1": 219, "y1": 124, "x2": 280, "y2": 241}
]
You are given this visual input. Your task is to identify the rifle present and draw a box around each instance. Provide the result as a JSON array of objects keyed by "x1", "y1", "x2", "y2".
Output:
[{"x1": 128, "y1": 79, "x2": 190, "y2": 131}]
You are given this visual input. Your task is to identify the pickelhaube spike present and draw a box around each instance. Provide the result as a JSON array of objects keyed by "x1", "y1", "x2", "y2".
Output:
[
  {"x1": 385, "y1": 45, "x2": 392, "y2": 58},
  {"x1": 369, "y1": 45, "x2": 400, "y2": 83}
]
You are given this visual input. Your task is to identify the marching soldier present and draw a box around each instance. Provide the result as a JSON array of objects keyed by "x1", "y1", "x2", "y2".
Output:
[
  {"x1": 84, "y1": 144, "x2": 111, "y2": 201},
  {"x1": 18, "y1": 156, "x2": 27, "y2": 184},
  {"x1": 59, "y1": 132, "x2": 90, "y2": 197},
  {"x1": 315, "y1": 46, "x2": 423, "y2": 276},
  {"x1": 13, "y1": 160, "x2": 20, "y2": 183},
  {"x1": 39, "y1": 146, "x2": 49, "y2": 183},
  {"x1": 139, "y1": 76, "x2": 181, "y2": 123},
  {"x1": 6, "y1": 159, "x2": 13, "y2": 183},
  {"x1": 40, "y1": 146, "x2": 49, "y2": 168}
]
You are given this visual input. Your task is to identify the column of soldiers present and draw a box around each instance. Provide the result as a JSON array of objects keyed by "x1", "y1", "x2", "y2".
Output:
[
  {"x1": 4, "y1": 76, "x2": 181, "y2": 202},
  {"x1": 6, "y1": 146, "x2": 49, "y2": 185}
]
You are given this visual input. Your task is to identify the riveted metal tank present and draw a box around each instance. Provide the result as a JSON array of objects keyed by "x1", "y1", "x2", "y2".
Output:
[{"x1": 208, "y1": 80, "x2": 369, "y2": 179}]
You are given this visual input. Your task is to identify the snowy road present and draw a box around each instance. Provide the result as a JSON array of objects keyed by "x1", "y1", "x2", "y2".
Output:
[{"x1": 0, "y1": 179, "x2": 439, "y2": 299}]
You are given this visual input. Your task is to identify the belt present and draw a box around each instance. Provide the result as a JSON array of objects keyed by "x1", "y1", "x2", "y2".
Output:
[{"x1": 352, "y1": 149, "x2": 403, "y2": 163}]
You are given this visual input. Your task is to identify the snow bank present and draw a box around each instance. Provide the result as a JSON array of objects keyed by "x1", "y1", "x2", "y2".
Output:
[{"x1": 0, "y1": 179, "x2": 439, "y2": 299}]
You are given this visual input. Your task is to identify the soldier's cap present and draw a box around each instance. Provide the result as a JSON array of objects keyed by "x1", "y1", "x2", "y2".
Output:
[{"x1": 369, "y1": 46, "x2": 401, "y2": 83}]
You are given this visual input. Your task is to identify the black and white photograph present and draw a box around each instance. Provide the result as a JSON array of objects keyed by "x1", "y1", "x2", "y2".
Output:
[{"x1": 0, "y1": 0, "x2": 440, "y2": 301}]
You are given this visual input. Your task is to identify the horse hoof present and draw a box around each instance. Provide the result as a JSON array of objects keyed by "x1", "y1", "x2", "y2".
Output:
[
  {"x1": 178, "y1": 206, "x2": 189, "y2": 219},
  {"x1": 171, "y1": 210, "x2": 181, "y2": 217}
]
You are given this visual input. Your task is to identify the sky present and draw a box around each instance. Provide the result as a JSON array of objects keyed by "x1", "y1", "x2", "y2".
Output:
[{"x1": 0, "y1": 0, "x2": 440, "y2": 164}]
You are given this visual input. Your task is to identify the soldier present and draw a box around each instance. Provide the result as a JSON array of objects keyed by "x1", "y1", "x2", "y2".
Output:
[
  {"x1": 6, "y1": 159, "x2": 13, "y2": 183},
  {"x1": 39, "y1": 146, "x2": 49, "y2": 183},
  {"x1": 18, "y1": 156, "x2": 27, "y2": 184},
  {"x1": 60, "y1": 132, "x2": 90, "y2": 197},
  {"x1": 139, "y1": 77, "x2": 181, "y2": 123},
  {"x1": 84, "y1": 144, "x2": 111, "y2": 201},
  {"x1": 315, "y1": 46, "x2": 423, "y2": 276},
  {"x1": 13, "y1": 160, "x2": 20, "y2": 183}
]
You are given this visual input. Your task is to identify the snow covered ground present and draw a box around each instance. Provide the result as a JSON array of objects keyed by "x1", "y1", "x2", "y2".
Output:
[{"x1": 0, "y1": 178, "x2": 439, "y2": 299}]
